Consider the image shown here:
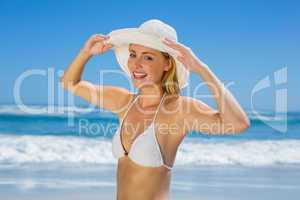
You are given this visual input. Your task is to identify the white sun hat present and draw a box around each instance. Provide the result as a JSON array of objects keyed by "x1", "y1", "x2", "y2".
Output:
[{"x1": 106, "y1": 19, "x2": 189, "y2": 89}]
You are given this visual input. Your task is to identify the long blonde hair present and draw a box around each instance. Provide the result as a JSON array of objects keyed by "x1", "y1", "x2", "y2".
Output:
[{"x1": 161, "y1": 52, "x2": 180, "y2": 95}]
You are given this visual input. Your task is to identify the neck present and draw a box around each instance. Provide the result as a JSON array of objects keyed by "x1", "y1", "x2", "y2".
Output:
[{"x1": 137, "y1": 85, "x2": 165, "y2": 109}]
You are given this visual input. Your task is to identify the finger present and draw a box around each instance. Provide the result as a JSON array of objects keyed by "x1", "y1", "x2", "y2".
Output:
[
  {"x1": 162, "y1": 38, "x2": 184, "y2": 51},
  {"x1": 164, "y1": 37, "x2": 177, "y2": 43},
  {"x1": 93, "y1": 36, "x2": 108, "y2": 41},
  {"x1": 91, "y1": 34, "x2": 108, "y2": 41},
  {"x1": 177, "y1": 57, "x2": 188, "y2": 69},
  {"x1": 102, "y1": 44, "x2": 114, "y2": 52},
  {"x1": 164, "y1": 41, "x2": 182, "y2": 49},
  {"x1": 165, "y1": 42, "x2": 192, "y2": 57},
  {"x1": 89, "y1": 36, "x2": 109, "y2": 46},
  {"x1": 163, "y1": 37, "x2": 191, "y2": 51},
  {"x1": 92, "y1": 33, "x2": 107, "y2": 38},
  {"x1": 162, "y1": 37, "x2": 179, "y2": 45},
  {"x1": 177, "y1": 56, "x2": 184, "y2": 62}
]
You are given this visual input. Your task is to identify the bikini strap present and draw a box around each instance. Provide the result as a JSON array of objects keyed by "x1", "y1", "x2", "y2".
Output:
[
  {"x1": 121, "y1": 92, "x2": 165, "y2": 130},
  {"x1": 119, "y1": 93, "x2": 140, "y2": 155},
  {"x1": 152, "y1": 93, "x2": 169, "y2": 168},
  {"x1": 153, "y1": 92, "x2": 166, "y2": 123},
  {"x1": 120, "y1": 93, "x2": 140, "y2": 125},
  {"x1": 163, "y1": 163, "x2": 172, "y2": 170}
]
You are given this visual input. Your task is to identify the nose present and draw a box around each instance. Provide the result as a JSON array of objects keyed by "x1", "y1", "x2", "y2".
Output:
[{"x1": 134, "y1": 56, "x2": 143, "y2": 69}]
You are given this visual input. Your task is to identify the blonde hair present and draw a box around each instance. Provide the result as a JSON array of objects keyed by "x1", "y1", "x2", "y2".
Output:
[{"x1": 161, "y1": 52, "x2": 180, "y2": 95}]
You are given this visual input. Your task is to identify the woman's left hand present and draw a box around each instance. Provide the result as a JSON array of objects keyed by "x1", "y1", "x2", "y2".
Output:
[{"x1": 162, "y1": 37, "x2": 207, "y2": 72}]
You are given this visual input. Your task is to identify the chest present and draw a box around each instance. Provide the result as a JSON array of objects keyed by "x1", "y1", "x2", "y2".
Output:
[{"x1": 118, "y1": 104, "x2": 185, "y2": 166}]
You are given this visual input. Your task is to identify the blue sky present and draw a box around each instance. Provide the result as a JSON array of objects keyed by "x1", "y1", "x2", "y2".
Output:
[{"x1": 0, "y1": 0, "x2": 299, "y2": 111}]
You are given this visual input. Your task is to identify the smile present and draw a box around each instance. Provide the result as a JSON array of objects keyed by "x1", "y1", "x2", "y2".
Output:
[{"x1": 133, "y1": 71, "x2": 148, "y2": 79}]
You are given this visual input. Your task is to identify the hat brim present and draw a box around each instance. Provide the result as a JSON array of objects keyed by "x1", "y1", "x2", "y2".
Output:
[{"x1": 107, "y1": 28, "x2": 189, "y2": 89}]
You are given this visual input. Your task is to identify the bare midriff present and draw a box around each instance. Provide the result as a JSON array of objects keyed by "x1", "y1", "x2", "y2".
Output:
[{"x1": 116, "y1": 156, "x2": 172, "y2": 200}]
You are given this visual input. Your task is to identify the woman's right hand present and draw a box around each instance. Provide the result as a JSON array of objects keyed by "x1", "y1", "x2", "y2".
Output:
[{"x1": 81, "y1": 34, "x2": 113, "y2": 57}]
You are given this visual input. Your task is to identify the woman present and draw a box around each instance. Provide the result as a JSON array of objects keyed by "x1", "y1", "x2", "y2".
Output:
[{"x1": 60, "y1": 19, "x2": 250, "y2": 200}]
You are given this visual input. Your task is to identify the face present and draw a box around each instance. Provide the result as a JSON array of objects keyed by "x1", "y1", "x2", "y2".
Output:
[{"x1": 127, "y1": 44, "x2": 170, "y2": 89}]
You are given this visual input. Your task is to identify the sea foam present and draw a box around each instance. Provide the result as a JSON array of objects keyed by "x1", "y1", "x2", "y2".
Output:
[{"x1": 0, "y1": 135, "x2": 299, "y2": 167}]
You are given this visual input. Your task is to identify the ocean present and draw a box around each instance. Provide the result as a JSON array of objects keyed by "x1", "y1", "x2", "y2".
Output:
[{"x1": 0, "y1": 105, "x2": 299, "y2": 200}]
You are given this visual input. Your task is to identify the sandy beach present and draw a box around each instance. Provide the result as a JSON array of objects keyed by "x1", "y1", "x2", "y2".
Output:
[{"x1": 1, "y1": 163, "x2": 299, "y2": 200}]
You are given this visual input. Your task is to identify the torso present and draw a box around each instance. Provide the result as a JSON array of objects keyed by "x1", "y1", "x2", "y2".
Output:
[{"x1": 115, "y1": 93, "x2": 187, "y2": 200}]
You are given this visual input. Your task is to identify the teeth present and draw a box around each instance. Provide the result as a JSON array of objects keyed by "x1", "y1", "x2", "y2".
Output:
[
  {"x1": 134, "y1": 72, "x2": 147, "y2": 76},
  {"x1": 133, "y1": 71, "x2": 147, "y2": 79}
]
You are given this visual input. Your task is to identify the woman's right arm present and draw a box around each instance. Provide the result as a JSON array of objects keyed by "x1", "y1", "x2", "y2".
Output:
[{"x1": 60, "y1": 34, "x2": 132, "y2": 114}]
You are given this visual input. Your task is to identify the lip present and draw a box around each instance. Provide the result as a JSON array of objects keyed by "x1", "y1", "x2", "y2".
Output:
[{"x1": 133, "y1": 71, "x2": 148, "y2": 79}]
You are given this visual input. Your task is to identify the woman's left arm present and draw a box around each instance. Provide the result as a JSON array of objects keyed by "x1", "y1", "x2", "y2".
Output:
[{"x1": 162, "y1": 37, "x2": 250, "y2": 134}]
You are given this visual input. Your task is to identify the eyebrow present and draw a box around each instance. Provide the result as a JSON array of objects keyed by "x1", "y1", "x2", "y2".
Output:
[{"x1": 129, "y1": 49, "x2": 156, "y2": 56}]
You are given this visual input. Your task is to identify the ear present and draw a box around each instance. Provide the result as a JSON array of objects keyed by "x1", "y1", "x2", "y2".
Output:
[
  {"x1": 163, "y1": 60, "x2": 171, "y2": 71},
  {"x1": 163, "y1": 66, "x2": 169, "y2": 71}
]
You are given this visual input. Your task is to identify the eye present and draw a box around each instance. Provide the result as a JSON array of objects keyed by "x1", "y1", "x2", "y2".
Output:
[
  {"x1": 144, "y1": 55, "x2": 153, "y2": 61},
  {"x1": 129, "y1": 53, "x2": 136, "y2": 58}
]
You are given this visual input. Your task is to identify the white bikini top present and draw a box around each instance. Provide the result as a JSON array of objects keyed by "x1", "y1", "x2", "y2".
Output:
[{"x1": 112, "y1": 92, "x2": 172, "y2": 170}]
